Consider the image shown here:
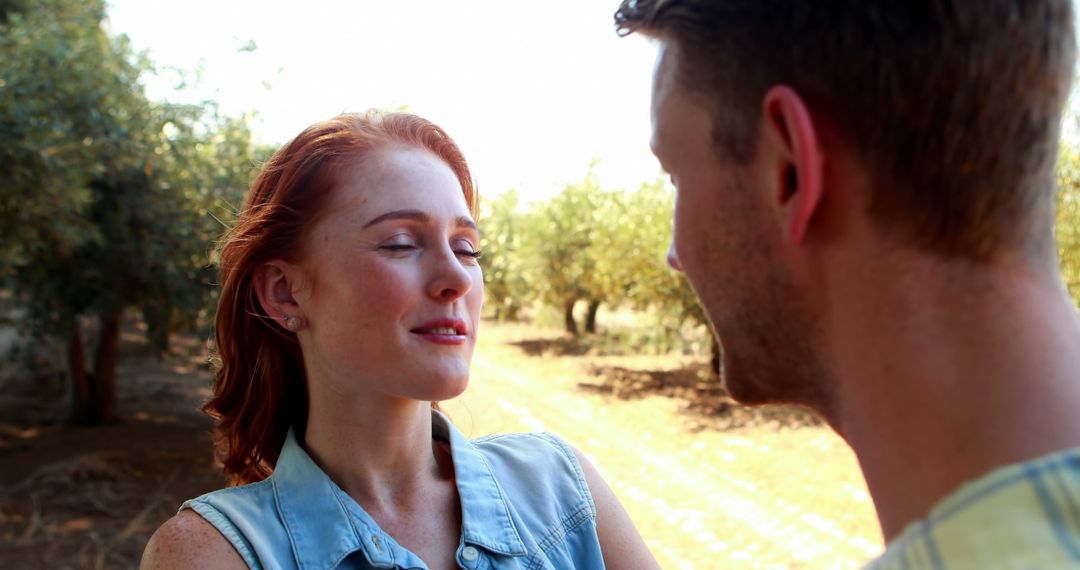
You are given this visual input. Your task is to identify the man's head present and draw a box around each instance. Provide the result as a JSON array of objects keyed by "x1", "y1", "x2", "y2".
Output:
[
  {"x1": 617, "y1": 1, "x2": 1076, "y2": 410},
  {"x1": 619, "y1": 0, "x2": 1076, "y2": 258}
]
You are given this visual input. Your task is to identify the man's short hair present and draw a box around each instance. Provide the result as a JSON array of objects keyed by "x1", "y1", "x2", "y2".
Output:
[{"x1": 616, "y1": 0, "x2": 1076, "y2": 260}]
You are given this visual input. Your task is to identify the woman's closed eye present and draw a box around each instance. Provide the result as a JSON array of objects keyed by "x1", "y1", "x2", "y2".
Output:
[
  {"x1": 379, "y1": 243, "x2": 418, "y2": 253},
  {"x1": 455, "y1": 248, "x2": 482, "y2": 260},
  {"x1": 377, "y1": 239, "x2": 481, "y2": 261},
  {"x1": 452, "y1": 239, "x2": 482, "y2": 261}
]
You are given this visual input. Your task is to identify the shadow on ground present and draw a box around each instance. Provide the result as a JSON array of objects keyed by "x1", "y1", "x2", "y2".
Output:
[
  {"x1": 0, "y1": 320, "x2": 224, "y2": 569},
  {"x1": 580, "y1": 364, "x2": 823, "y2": 431},
  {"x1": 510, "y1": 332, "x2": 683, "y2": 358},
  {"x1": 513, "y1": 334, "x2": 823, "y2": 432},
  {"x1": 511, "y1": 337, "x2": 596, "y2": 357}
]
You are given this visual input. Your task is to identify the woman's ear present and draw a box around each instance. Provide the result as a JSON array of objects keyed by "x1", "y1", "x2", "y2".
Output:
[{"x1": 253, "y1": 260, "x2": 305, "y2": 332}]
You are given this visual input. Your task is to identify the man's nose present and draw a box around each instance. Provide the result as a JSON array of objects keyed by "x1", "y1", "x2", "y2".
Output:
[{"x1": 666, "y1": 241, "x2": 683, "y2": 272}]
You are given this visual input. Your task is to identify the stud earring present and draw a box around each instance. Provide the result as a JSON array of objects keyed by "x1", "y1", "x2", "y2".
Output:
[{"x1": 283, "y1": 316, "x2": 302, "y2": 332}]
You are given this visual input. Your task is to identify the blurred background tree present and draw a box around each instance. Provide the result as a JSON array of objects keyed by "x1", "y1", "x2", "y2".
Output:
[
  {"x1": 1056, "y1": 143, "x2": 1080, "y2": 306},
  {"x1": 478, "y1": 189, "x2": 530, "y2": 322},
  {"x1": 4, "y1": 0, "x2": 1078, "y2": 426},
  {"x1": 0, "y1": 0, "x2": 267, "y2": 424},
  {"x1": 517, "y1": 168, "x2": 604, "y2": 336},
  {"x1": 478, "y1": 171, "x2": 720, "y2": 371}
]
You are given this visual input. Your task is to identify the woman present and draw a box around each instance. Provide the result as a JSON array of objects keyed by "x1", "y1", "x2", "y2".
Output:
[{"x1": 141, "y1": 112, "x2": 657, "y2": 569}]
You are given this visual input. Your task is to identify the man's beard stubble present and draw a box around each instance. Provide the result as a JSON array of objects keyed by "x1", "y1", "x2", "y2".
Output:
[{"x1": 701, "y1": 218, "x2": 836, "y2": 420}]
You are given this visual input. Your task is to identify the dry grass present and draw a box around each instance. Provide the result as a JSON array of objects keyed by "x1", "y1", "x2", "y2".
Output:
[
  {"x1": 442, "y1": 321, "x2": 883, "y2": 569},
  {"x1": 0, "y1": 318, "x2": 882, "y2": 569}
]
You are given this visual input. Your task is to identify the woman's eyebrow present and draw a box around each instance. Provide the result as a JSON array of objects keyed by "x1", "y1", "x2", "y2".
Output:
[
  {"x1": 456, "y1": 216, "x2": 478, "y2": 232},
  {"x1": 361, "y1": 209, "x2": 478, "y2": 233},
  {"x1": 361, "y1": 209, "x2": 428, "y2": 229}
]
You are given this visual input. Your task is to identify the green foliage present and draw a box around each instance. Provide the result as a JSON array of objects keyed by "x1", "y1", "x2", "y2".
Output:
[
  {"x1": 1, "y1": 0, "x2": 117, "y2": 274},
  {"x1": 614, "y1": 178, "x2": 705, "y2": 328},
  {"x1": 479, "y1": 190, "x2": 530, "y2": 321},
  {"x1": 131, "y1": 108, "x2": 268, "y2": 352},
  {"x1": 520, "y1": 169, "x2": 604, "y2": 334},
  {"x1": 0, "y1": 0, "x2": 266, "y2": 421},
  {"x1": 485, "y1": 141, "x2": 1080, "y2": 361},
  {"x1": 1057, "y1": 144, "x2": 1080, "y2": 306},
  {"x1": 480, "y1": 167, "x2": 708, "y2": 351}
]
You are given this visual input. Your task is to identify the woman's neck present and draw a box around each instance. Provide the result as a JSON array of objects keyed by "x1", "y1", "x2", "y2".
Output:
[{"x1": 302, "y1": 387, "x2": 448, "y2": 514}]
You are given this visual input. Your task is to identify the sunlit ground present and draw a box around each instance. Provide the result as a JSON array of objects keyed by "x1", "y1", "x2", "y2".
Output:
[
  {"x1": 443, "y1": 322, "x2": 884, "y2": 569},
  {"x1": 0, "y1": 316, "x2": 882, "y2": 569}
]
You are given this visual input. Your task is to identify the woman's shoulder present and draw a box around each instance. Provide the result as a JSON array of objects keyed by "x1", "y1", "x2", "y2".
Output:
[
  {"x1": 471, "y1": 432, "x2": 661, "y2": 569},
  {"x1": 140, "y1": 510, "x2": 247, "y2": 570},
  {"x1": 469, "y1": 431, "x2": 595, "y2": 509},
  {"x1": 471, "y1": 432, "x2": 585, "y2": 475},
  {"x1": 471, "y1": 430, "x2": 578, "y2": 459},
  {"x1": 182, "y1": 477, "x2": 275, "y2": 509},
  {"x1": 144, "y1": 479, "x2": 278, "y2": 570}
]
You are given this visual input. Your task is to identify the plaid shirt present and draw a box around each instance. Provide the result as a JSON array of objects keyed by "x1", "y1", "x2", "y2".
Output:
[{"x1": 865, "y1": 447, "x2": 1080, "y2": 569}]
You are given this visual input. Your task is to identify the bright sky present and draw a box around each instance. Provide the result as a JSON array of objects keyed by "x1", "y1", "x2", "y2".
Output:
[{"x1": 104, "y1": 0, "x2": 663, "y2": 203}]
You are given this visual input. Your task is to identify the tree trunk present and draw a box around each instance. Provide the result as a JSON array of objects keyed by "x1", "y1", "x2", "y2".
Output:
[
  {"x1": 710, "y1": 336, "x2": 723, "y2": 380},
  {"x1": 93, "y1": 309, "x2": 122, "y2": 424},
  {"x1": 563, "y1": 299, "x2": 578, "y2": 336},
  {"x1": 584, "y1": 299, "x2": 601, "y2": 334},
  {"x1": 66, "y1": 321, "x2": 93, "y2": 425},
  {"x1": 142, "y1": 303, "x2": 172, "y2": 357}
]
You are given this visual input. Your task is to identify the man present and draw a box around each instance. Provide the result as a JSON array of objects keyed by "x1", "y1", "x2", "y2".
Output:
[{"x1": 615, "y1": 1, "x2": 1080, "y2": 567}]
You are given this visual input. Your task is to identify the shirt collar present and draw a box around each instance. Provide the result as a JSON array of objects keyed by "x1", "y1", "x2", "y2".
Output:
[
  {"x1": 272, "y1": 413, "x2": 527, "y2": 570},
  {"x1": 272, "y1": 428, "x2": 399, "y2": 569},
  {"x1": 433, "y1": 410, "x2": 528, "y2": 557}
]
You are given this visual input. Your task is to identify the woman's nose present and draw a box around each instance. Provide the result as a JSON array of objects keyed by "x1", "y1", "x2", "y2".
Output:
[{"x1": 427, "y1": 247, "x2": 473, "y2": 302}]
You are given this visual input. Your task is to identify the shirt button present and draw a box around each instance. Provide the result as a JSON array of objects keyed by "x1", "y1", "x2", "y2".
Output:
[{"x1": 462, "y1": 546, "x2": 479, "y2": 561}]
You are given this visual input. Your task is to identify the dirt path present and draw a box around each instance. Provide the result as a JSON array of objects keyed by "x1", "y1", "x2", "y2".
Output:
[
  {"x1": 443, "y1": 323, "x2": 883, "y2": 569},
  {"x1": 0, "y1": 325, "x2": 225, "y2": 569},
  {"x1": 0, "y1": 320, "x2": 882, "y2": 569}
]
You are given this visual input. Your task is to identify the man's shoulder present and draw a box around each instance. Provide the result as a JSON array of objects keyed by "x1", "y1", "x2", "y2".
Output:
[{"x1": 866, "y1": 447, "x2": 1080, "y2": 569}]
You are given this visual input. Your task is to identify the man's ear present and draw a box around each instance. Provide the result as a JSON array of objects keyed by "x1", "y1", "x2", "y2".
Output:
[
  {"x1": 253, "y1": 260, "x2": 304, "y2": 328},
  {"x1": 761, "y1": 85, "x2": 825, "y2": 245}
]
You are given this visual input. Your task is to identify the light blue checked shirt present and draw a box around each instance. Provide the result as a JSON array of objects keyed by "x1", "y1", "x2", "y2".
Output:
[{"x1": 865, "y1": 447, "x2": 1080, "y2": 569}]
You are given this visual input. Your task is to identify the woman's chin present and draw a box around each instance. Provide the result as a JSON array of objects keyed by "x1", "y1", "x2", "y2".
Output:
[{"x1": 430, "y1": 377, "x2": 470, "y2": 403}]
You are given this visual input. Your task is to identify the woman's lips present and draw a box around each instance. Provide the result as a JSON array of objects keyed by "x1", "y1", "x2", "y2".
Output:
[{"x1": 411, "y1": 318, "x2": 468, "y2": 345}]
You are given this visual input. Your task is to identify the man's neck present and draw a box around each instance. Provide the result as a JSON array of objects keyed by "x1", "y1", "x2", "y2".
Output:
[{"x1": 825, "y1": 252, "x2": 1080, "y2": 541}]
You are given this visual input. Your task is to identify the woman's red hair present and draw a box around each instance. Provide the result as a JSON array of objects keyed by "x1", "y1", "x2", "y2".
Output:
[{"x1": 207, "y1": 111, "x2": 477, "y2": 485}]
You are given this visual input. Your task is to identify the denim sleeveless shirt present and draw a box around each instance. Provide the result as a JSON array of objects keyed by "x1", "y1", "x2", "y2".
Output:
[{"x1": 180, "y1": 412, "x2": 604, "y2": 570}]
